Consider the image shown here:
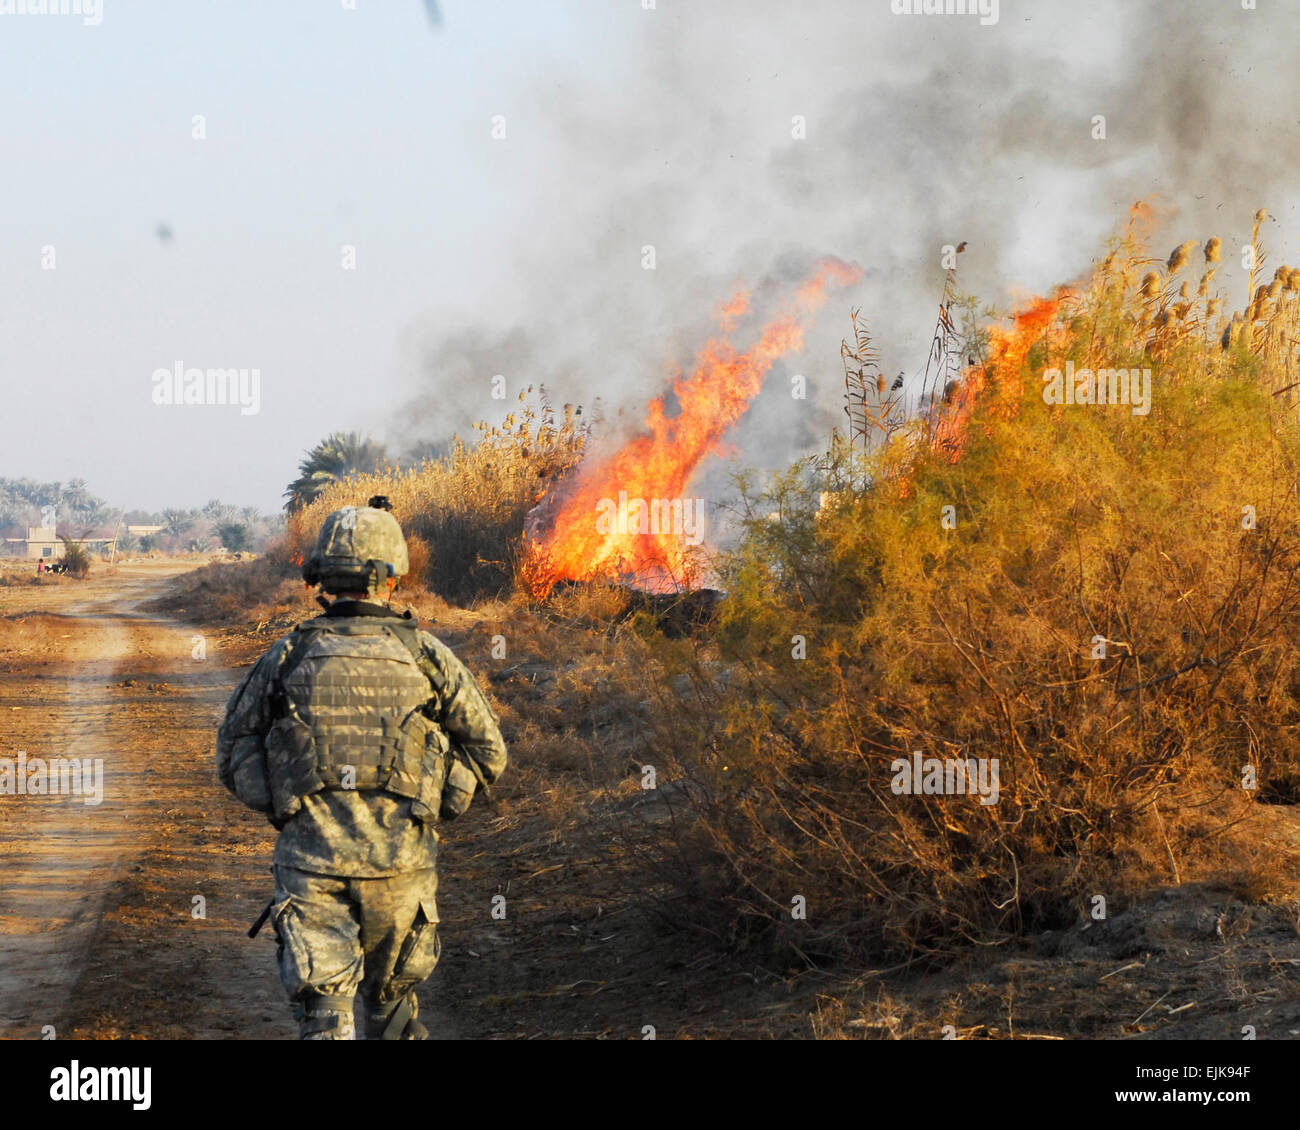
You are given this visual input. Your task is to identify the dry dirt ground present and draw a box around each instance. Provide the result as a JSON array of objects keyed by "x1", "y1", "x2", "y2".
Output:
[{"x1": 0, "y1": 561, "x2": 1297, "y2": 1040}]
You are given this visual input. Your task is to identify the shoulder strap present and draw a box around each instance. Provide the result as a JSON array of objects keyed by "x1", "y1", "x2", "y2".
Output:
[
  {"x1": 269, "y1": 623, "x2": 327, "y2": 718},
  {"x1": 383, "y1": 615, "x2": 450, "y2": 701}
]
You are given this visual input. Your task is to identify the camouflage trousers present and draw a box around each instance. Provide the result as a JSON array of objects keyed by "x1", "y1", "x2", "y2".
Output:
[{"x1": 269, "y1": 864, "x2": 441, "y2": 1040}]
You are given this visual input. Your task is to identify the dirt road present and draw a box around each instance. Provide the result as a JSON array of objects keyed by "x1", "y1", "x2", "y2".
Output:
[{"x1": 0, "y1": 564, "x2": 296, "y2": 1038}]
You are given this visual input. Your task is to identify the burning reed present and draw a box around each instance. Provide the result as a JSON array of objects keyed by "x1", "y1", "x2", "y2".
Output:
[{"x1": 639, "y1": 213, "x2": 1300, "y2": 965}]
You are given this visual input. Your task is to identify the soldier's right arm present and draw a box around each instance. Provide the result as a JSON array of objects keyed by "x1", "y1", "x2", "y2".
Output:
[{"x1": 215, "y1": 639, "x2": 291, "y2": 799}]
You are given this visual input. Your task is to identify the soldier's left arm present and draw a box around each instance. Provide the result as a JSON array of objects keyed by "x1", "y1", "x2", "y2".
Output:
[{"x1": 419, "y1": 631, "x2": 509, "y2": 786}]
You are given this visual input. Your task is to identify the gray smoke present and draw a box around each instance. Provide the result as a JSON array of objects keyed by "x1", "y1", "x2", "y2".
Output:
[{"x1": 392, "y1": 0, "x2": 1298, "y2": 505}]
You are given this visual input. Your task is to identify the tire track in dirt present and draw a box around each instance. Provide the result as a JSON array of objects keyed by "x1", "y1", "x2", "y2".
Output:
[
  {"x1": 0, "y1": 567, "x2": 291, "y2": 1038},
  {"x1": 0, "y1": 577, "x2": 152, "y2": 1035}
]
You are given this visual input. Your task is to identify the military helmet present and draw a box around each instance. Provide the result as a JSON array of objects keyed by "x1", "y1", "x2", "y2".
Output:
[{"x1": 303, "y1": 505, "x2": 409, "y2": 594}]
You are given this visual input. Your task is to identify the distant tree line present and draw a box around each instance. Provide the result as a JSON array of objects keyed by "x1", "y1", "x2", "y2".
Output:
[{"x1": 0, "y1": 478, "x2": 285, "y2": 556}]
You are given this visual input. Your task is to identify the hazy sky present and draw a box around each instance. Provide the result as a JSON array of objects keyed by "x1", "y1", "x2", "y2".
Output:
[{"x1": 3, "y1": 1, "x2": 1296, "y2": 513}]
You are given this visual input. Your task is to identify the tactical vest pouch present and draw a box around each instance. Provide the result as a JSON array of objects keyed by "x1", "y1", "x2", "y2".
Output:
[
  {"x1": 412, "y1": 723, "x2": 449, "y2": 823},
  {"x1": 439, "y1": 753, "x2": 478, "y2": 821},
  {"x1": 377, "y1": 708, "x2": 433, "y2": 809}
]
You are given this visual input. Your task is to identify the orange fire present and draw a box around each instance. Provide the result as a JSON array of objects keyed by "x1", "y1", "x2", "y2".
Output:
[
  {"x1": 932, "y1": 288, "x2": 1071, "y2": 459},
  {"x1": 524, "y1": 259, "x2": 862, "y2": 596}
]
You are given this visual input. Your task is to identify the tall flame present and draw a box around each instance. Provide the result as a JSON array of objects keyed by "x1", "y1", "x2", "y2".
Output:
[
  {"x1": 932, "y1": 289, "x2": 1071, "y2": 460},
  {"x1": 525, "y1": 260, "x2": 861, "y2": 596}
]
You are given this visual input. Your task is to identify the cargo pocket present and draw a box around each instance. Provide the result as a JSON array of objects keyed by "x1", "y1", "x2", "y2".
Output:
[
  {"x1": 386, "y1": 898, "x2": 442, "y2": 1000},
  {"x1": 270, "y1": 894, "x2": 316, "y2": 999}
]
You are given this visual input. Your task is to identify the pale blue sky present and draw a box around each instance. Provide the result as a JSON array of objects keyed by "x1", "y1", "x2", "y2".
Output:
[
  {"x1": 2, "y1": 1, "x2": 1295, "y2": 513},
  {"x1": 2, "y1": 1, "x2": 635, "y2": 510}
]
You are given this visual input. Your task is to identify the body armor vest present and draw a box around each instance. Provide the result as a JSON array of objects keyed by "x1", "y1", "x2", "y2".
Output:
[{"x1": 264, "y1": 617, "x2": 450, "y2": 825}]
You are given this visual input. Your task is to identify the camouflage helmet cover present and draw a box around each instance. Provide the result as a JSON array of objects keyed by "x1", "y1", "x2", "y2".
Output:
[{"x1": 303, "y1": 505, "x2": 410, "y2": 593}]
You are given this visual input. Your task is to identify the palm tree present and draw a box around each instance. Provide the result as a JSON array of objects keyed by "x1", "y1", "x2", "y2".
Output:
[
  {"x1": 60, "y1": 479, "x2": 94, "y2": 513},
  {"x1": 161, "y1": 508, "x2": 194, "y2": 540},
  {"x1": 284, "y1": 431, "x2": 388, "y2": 512}
]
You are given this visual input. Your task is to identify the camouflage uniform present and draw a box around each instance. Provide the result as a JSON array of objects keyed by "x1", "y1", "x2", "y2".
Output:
[{"x1": 216, "y1": 506, "x2": 507, "y2": 1040}]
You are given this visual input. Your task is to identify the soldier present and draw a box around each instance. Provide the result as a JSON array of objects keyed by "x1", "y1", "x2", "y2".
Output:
[{"x1": 216, "y1": 504, "x2": 507, "y2": 1039}]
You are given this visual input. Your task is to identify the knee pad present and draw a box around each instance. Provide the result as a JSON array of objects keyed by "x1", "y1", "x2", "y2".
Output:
[
  {"x1": 293, "y1": 993, "x2": 356, "y2": 1041},
  {"x1": 362, "y1": 992, "x2": 428, "y2": 1041}
]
